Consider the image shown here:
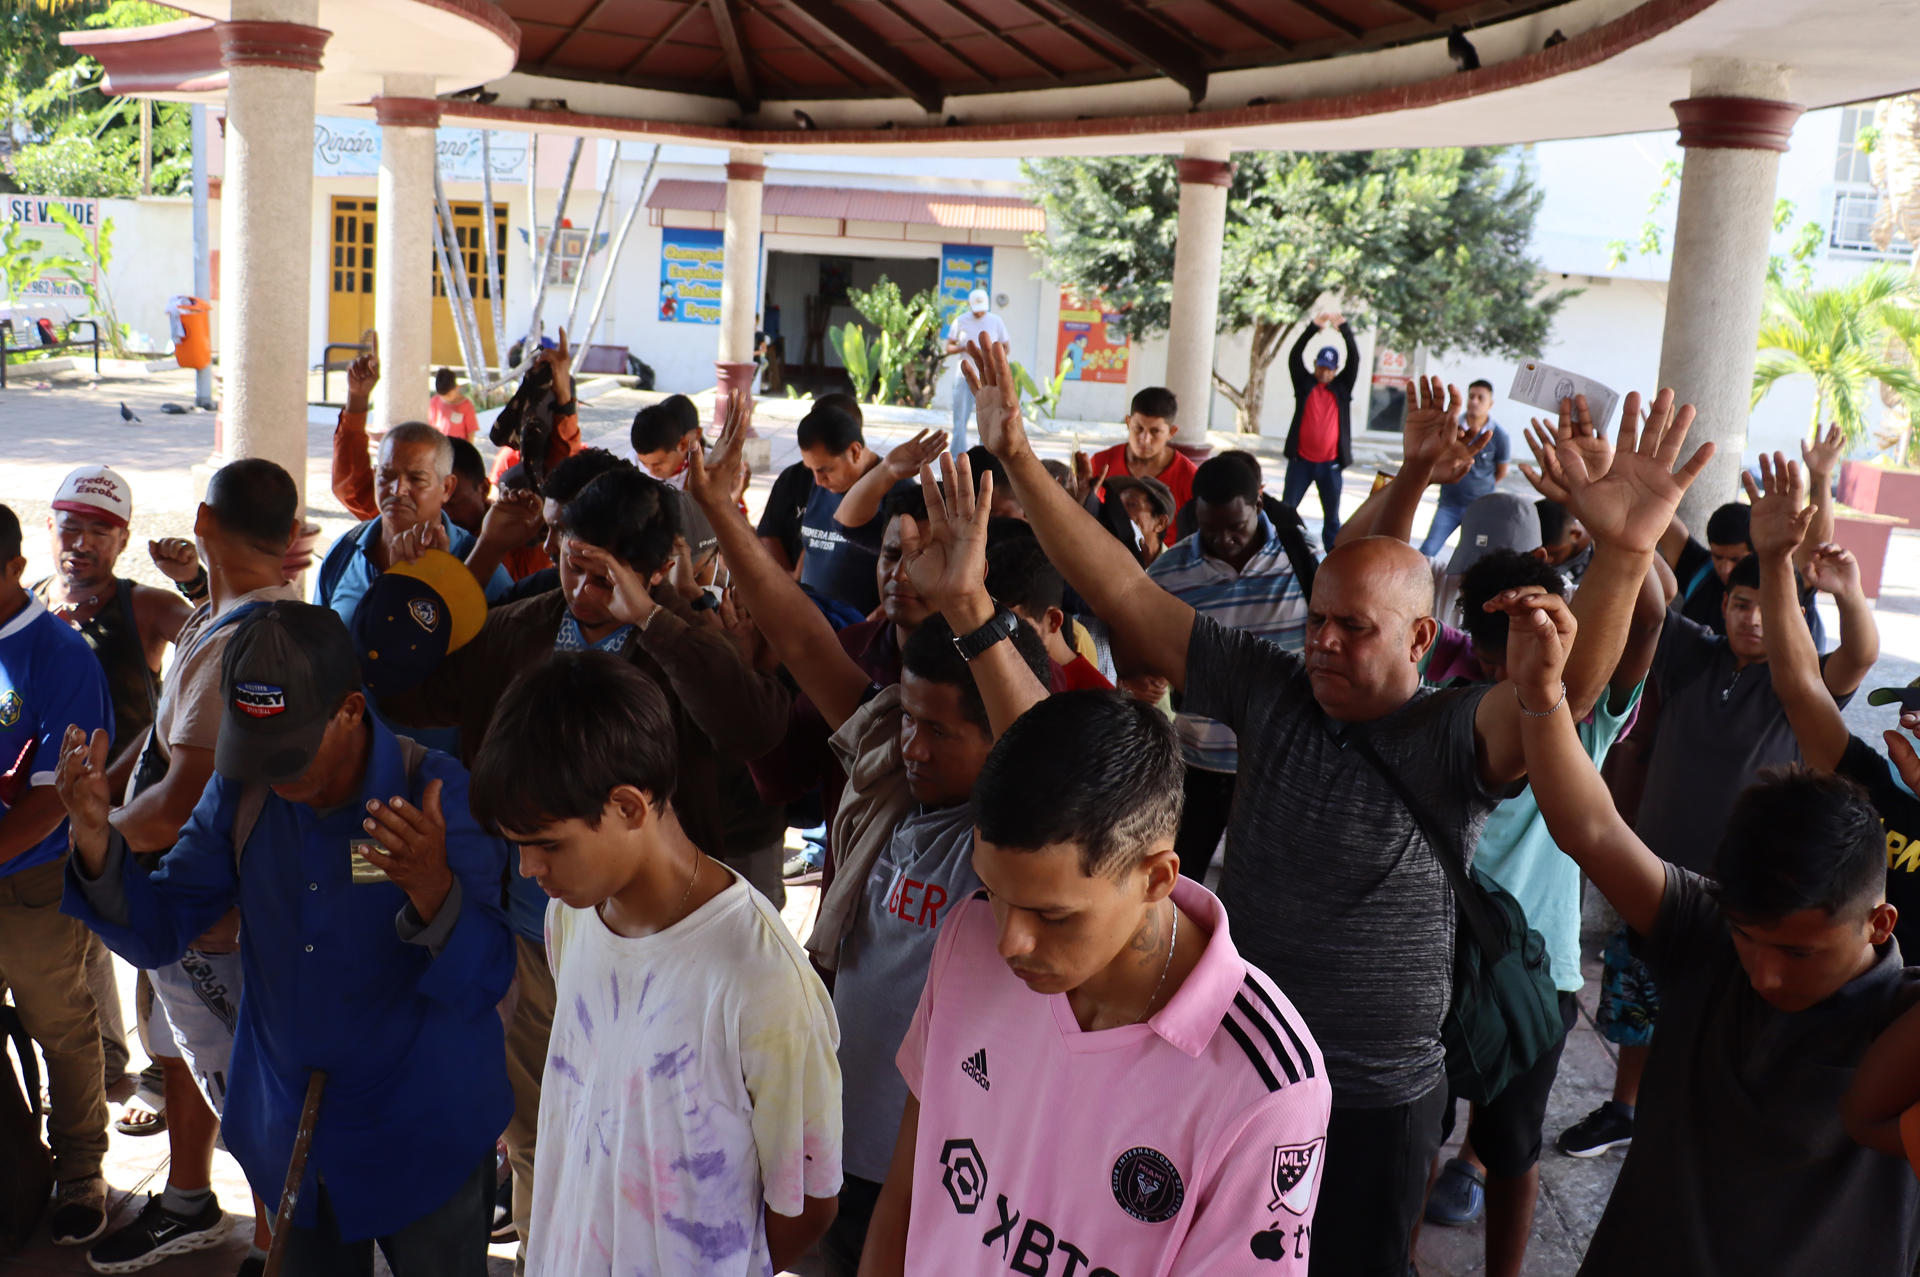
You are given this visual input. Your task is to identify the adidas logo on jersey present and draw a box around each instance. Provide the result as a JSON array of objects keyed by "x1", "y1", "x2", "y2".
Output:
[{"x1": 962, "y1": 1048, "x2": 991, "y2": 1091}]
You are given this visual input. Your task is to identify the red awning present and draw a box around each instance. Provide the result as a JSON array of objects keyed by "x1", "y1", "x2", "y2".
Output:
[{"x1": 645, "y1": 180, "x2": 1042, "y2": 233}]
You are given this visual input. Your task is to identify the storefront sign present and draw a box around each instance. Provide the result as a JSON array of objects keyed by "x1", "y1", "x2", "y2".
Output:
[
  {"x1": 312, "y1": 117, "x2": 530, "y2": 181},
  {"x1": 938, "y1": 244, "x2": 992, "y2": 324},
  {"x1": 1056, "y1": 291, "x2": 1128, "y2": 383},
  {"x1": 3, "y1": 196, "x2": 98, "y2": 301},
  {"x1": 659, "y1": 228, "x2": 723, "y2": 325}
]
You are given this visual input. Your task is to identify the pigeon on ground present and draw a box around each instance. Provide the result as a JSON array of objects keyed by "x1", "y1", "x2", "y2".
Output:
[
  {"x1": 161, "y1": 403, "x2": 189, "y2": 414},
  {"x1": 119, "y1": 402, "x2": 140, "y2": 423},
  {"x1": 1448, "y1": 26, "x2": 1480, "y2": 71},
  {"x1": 793, "y1": 108, "x2": 818, "y2": 130}
]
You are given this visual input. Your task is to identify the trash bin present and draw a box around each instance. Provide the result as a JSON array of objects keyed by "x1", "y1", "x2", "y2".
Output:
[{"x1": 169, "y1": 295, "x2": 211, "y2": 370}]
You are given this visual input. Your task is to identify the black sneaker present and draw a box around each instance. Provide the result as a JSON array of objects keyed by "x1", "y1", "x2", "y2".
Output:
[
  {"x1": 49, "y1": 1177, "x2": 109, "y2": 1246},
  {"x1": 1557, "y1": 1101, "x2": 1634, "y2": 1158},
  {"x1": 87, "y1": 1193, "x2": 226, "y2": 1272}
]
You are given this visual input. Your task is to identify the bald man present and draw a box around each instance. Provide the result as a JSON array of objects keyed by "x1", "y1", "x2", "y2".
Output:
[{"x1": 966, "y1": 345, "x2": 1710, "y2": 1277}]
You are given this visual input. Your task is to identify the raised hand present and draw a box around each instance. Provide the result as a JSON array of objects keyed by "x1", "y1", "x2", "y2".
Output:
[
  {"x1": 347, "y1": 333, "x2": 380, "y2": 409},
  {"x1": 148, "y1": 537, "x2": 202, "y2": 584},
  {"x1": 566, "y1": 540, "x2": 662, "y2": 629},
  {"x1": 1741, "y1": 451, "x2": 1811, "y2": 559},
  {"x1": 717, "y1": 588, "x2": 776, "y2": 672},
  {"x1": 388, "y1": 519, "x2": 450, "y2": 564},
  {"x1": 688, "y1": 385, "x2": 750, "y2": 514},
  {"x1": 1485, "y1": 587, "x2": 1577, "y2": 711},
  {"x1": 897, "y1": 452, "x2": 992, "y2": 623},
  {"x1": 53, "y1": 724, "x2": 112, "y2": 854},
  {"x1": 1803, "y1": 542, "x2": 1862, "y2": 598},
  {"x1": 1890, "y1": 711, "x2": 1920, "y2": 794},
  {"x1": 964, "y1": 338, "x2": 1029, "y2": 460},
  {"x1": 1403, "y1": 376, "x2": 1487, "y2": 483},
  {"x1": 1803, "y1": 423, "x2": 1844, "y2": 478},
  {"x1": 1520, "y1": 395, "x2": 1613, "y2": 506},
  {"x1": 882, "y1": 429, "x2": 949, "y2": 482},
  {"x1": 537, "y1": 326, "x2": 573, "y2": 401},
  {"x1": 360, "y1": 779, "x2": 453, "y2": 923},
  {"x1": 477, "y1": 487, "x2": 543, "y2": 555},
  {"x1": 1554, "y1": 388, "x2": 1712, "y2": 555}
]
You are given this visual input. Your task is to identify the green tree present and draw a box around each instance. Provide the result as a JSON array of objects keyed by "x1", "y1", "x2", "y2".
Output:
[
  {"x1": 1751, "y1": 264, "x2": 1920, "y2": 448},
  {"x1": 1023, "y1": 148, "x2": 1565, "y2": 433}
]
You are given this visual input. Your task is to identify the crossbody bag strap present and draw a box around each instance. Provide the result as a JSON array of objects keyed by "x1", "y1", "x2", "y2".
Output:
[{"x1": 1336, "y1": 724, "x2": 1507, "y2": 962}]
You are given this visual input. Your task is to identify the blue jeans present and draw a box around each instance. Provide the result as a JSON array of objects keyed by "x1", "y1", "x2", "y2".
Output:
[
  {"x1": 1282, "y1": 458, "x2": 1343, "y2": 547},
  {"x1": 950, "y1": 375, "x2": 974, "y2": 457},
  {"x1": 1419, "y1": 498, "x2": 1472, "y2": 558}
]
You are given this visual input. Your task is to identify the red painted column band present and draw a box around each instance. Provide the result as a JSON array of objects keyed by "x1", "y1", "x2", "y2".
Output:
[
  {"x1": 1671, "y1": 96, "x2": 1805, "y2": 152},
  {"x1": 725, "y1": 161, "x2": 767, "y2": 183},
  {"x1": 1176, "y1": 157, "x2": 1233, "y2": 187},
  {"x1": 215, "y1": 20, "x2": 330, "y2": 71},
  {"x1": 374, "y1": 96, "x2": 444, "y2": 129}
]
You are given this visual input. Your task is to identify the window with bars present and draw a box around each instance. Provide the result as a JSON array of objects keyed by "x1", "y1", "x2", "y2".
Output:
[
  {"x1": 332, "y1": 199, "x2": 375, "y2": 295},
  {"x1": 1828, "y1": 107, "x2": 1911, "y2": 258}
]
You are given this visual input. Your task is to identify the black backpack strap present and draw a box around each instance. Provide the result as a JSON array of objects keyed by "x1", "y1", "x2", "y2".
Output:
[
  {"x1": 1334, "y1": 722, "x2": 1506, "y2": 962},
  {"x1": 116, "y1": 578, "x2": 159, "y2": 719},
  {"x1": 1266, "y1": 502, "x2": 1319, "y2": 600}
]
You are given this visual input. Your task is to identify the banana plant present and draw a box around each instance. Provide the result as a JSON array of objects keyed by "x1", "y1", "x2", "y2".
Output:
[
  {"x1": 1009, "y1": 353, "x2": 1073, "y2": 423},
  {"x1": 830, "y1": 322, "x2": 874, "y2": 401}
]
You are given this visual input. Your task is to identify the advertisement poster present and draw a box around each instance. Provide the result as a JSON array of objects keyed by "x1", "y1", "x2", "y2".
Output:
[
  {"x1": 938, "y1": 244, "x2": 992, "y2": 324},
  {"x1": 659, "y1": 228, "x2": 723, "y2": 325},
  {"x1": 312, "y1": 117, "x2": 530, "y2": 181},
  {"x1": 3, "y1": 195, "x2": 98, "y2": 302},
  {"x1": 1055, "y1": 291, "x2": 1128, "y2": 383}
]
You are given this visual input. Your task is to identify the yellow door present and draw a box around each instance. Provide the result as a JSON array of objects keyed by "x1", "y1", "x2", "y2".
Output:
[
  {"x1": 326, "y1": 197, "x2": 377, "y2": 350},
  {"x1": 431, "y1": 203, "x2": 509, "y2": 369}
]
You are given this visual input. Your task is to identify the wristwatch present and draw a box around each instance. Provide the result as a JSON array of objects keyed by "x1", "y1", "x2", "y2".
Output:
[{"x1": 952, "y1": 609, "x2": 1019, "y2": 661}]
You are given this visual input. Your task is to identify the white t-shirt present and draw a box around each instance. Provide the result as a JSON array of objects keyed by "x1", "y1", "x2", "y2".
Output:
[
  {"x1": 528, "y1": 871, "x2": 844, "y2": 1276},
  {"x1": 949, "y1": 310, "x2": 1010, "y2": 374}
]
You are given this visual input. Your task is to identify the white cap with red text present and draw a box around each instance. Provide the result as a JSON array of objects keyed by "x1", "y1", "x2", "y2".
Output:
[{"x1": 51, "y1": 465, "x2": 133, "y2": 528}]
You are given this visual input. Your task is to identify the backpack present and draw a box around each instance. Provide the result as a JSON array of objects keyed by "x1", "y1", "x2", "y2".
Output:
[{"x1": 0, "y1": 1004, "x2": 51, "y2": 1254}]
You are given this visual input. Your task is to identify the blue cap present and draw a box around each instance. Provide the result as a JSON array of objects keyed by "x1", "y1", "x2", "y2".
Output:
[{"x1": 1314, "y1": 346, "x2": 1341, "y2": 370}]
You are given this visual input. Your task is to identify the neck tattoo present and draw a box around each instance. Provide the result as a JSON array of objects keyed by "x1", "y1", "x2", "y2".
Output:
[{"x1": 1137, "y1": 902, "x2": 1178, "y2": 1024}]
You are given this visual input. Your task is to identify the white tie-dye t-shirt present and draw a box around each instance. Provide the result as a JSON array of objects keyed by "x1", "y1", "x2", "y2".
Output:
[{"x1": 529, "y1": 871, "x2": 843, "y2": 1275}]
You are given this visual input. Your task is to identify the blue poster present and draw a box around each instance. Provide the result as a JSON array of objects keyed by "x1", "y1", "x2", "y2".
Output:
[
  {"x1": 660, "y1": 228, "x2": 724, "y2": 325},
  {"x1": 938, "y1": 245, "x2": 992, "y2": 325}
]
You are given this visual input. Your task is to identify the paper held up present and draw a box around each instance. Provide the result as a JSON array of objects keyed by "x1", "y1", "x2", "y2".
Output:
[{"x1": 1510, "y1": 361, "x2": 1620, "y2": 434}]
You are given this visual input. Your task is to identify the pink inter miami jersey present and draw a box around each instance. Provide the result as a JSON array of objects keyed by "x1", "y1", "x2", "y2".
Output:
[{"x1": 897, "y1": 877, "x2": 1331, "y2": 1275}]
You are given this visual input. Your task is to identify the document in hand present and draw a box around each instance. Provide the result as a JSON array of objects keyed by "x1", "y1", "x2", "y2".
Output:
[{"x1": 1510, "y1": 361, "x2": 1620, "y2": 432}]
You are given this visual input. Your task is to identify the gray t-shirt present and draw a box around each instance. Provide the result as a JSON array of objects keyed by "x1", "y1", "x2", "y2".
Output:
[
  {"x1": 1185, "y1": 615, "x2": 1501, "y2": 1107},
  {"x1": 1636, "y1": 609, "x2": 1830, "y2": 874},
  {"x1": 832, "y1": 801, "x2": 978, "y2": 1182},
  {"x1": 1580, "y1": 863, "x2": 1920, "y2": 1276}
]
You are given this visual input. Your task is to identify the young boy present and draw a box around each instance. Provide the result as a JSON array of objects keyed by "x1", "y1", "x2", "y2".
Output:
[
  {"x1": 985, "y1": 536, "x2": 1111, "y2": 692},
  {"x1": 429, "y1": 367, "x2": 479, "y2": 441},
  {"x1": 631, "y1": 395, "x2": 703, "y2": 484},
  {"x1": 859, "y1": 690, "x2": 1331, "y2": 1274},
  {"x1": 471, "y1": 650, "x2": 842, "y2": 1275},
  {"x1": 1500, "y1": 586, "x2": 1920, "y2": 1275},
  {"x1": 1086, "y1": 387, "x2": 1196, "y2": 514}
]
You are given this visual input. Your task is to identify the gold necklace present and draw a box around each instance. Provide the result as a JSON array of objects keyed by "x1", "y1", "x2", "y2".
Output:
[
  {"x1": 1136, "y1": 902, "x2": 1179, "y2": 1024},
  {"x1": 672, "y1": 850, "x2": 704, "y2": 924}
]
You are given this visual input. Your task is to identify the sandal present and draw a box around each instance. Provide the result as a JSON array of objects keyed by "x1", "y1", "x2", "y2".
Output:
[{"x1": 114, "y1": 1099, "x2": 167, "y2": 1137}]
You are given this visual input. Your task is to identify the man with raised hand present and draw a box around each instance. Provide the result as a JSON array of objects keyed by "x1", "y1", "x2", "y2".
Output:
[{"x1": 963, "y1": 337, "x2": 1711, "y2": 1276}]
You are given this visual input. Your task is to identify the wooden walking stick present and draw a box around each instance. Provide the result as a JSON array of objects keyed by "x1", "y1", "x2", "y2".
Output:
[{"x1": 262, "y1": 1070, "x2": 327, "y2": 1277}]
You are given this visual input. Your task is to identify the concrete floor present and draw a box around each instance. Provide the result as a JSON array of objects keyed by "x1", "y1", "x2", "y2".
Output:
[{"x1": 3, "y1": 364, "x2": 1917, "y2": 1274}]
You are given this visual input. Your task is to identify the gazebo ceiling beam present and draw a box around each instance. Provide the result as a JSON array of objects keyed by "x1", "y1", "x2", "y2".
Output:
[
  {"x1": 783, "y1": 0, "x2": 947, "y2": 112},
  {"x1": 1039, "y1": 0, "x2": 1209, "y2": 103}
]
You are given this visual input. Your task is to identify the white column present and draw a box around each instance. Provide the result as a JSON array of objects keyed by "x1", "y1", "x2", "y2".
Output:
[
  {"x1": 715, "y1": 148, "x2": 765, "y2": 425},
  {"x1": 214, "y1": 1, "x2": 328, "y2": 511},
  {"x1": 1655, "y1": 60, "x2": 1803, "y2": 532},
  {"x1": 373, "y1": 80, "x2": 441, "y2": 430},
  {"x1": 1165, "y1": 138, "x2": 1232, "y2": 436}
]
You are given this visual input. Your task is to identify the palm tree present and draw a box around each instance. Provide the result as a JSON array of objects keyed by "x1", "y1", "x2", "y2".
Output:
[{"x1": 1752, "y1": 264, "x2": 1920, "y2": 448}]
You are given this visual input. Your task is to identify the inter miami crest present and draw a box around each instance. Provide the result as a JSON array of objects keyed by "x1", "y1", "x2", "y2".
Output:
[
  {"x1": 1110, "y1": 1146, "x2": 1184, "y2": 1223},
  {"x1": 1268, "y1": 1138, "x2": 1324, "y2": 1215}
]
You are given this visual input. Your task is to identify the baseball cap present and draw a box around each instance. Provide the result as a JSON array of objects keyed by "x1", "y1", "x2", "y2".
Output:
[
  {"x1": 1104, "y1": 474, "x2": 1177, "y2": 520},
  {"x1": 1314, "y1": 346, "x2": 1341, "y2": 370},
  {"x1": 968, "y1": 289, "x2": 989, "y2": 311},
  {"x1": 216, "y1": 602, "x2": 362, "y2": 785},
  {"x1": 352, "y1": 549, "x2": 487, "y2": 697},
  {"x1": 52, "y1": 465, "x2": 132, "y2": 527},
  {"x1": 1446, "y1": 492, "x2": 1542, "y2": 576},
  {"x1": 1867, "y1": 677, "x2": 1920, "y2": 712}
]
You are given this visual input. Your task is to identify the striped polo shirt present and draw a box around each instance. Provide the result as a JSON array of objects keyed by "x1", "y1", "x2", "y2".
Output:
[{"x1": 1147, "y1": 514, "x2": 1309, "y2": 772}]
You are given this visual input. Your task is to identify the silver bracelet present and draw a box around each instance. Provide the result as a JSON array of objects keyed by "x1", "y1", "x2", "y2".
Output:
[{"x1": 1514, "y1": 681, "x2": 1566, "y2": 718}]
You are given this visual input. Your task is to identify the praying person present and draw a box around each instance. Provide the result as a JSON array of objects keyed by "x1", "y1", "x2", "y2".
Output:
[{"x1": 1281, "y1": 311, "x2": 1359, "y2": 545}]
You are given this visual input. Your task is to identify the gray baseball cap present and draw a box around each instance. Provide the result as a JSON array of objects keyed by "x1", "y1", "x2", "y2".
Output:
[{"x1": 1446, "y1": 493, "x2": 1542, "y2": 575}]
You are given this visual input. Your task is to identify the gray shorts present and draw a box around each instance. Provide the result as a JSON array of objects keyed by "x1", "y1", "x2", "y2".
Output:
[{"x1": 142, "y1": 949, "x2": 242, "y2": 1117}]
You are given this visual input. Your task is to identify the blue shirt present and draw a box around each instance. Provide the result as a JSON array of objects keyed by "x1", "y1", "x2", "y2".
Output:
[
  {"x1": 0, "y1": 594, "x2": 111, "y2": 878},
  {"x1": 1438, "y1": 420, "x2": 1510, "y2": 507},
  {"x1": 64, "y1": 721, "x2": 514, "y2": 1239}
]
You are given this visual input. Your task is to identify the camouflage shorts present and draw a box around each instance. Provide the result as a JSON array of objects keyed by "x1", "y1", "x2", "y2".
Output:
[{"x1": 1595, "y1": 925, "x2": 1660, "y2": 1047}]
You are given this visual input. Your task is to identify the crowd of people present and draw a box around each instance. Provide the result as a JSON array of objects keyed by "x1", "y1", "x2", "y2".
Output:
[{"x1": 2, "y1": 305, "x2": 1919, "y2": 1277}]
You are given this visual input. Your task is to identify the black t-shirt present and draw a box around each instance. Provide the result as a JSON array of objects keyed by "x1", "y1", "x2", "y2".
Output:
[
  {"x1": 755, "y1": 461, "x2": 815, "y2": 565},
  {"x1": 797, "y1": 483, "x2": 892, "y2": 615},
  {"x1": 1838, "y1": 734, "x2": 1920, "y2": 959},
  {"x1": 1674, "y1": 536, "x2": 1826, "y2": 647},
  {"x1": 1580, "y1": 862, "x2": 1920, "y2": 1276}
]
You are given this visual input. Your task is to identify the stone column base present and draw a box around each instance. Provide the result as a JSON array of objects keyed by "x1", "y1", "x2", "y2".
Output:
[{"x1": 715, "y1": 361, "x2": 757, "y2": 431}]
